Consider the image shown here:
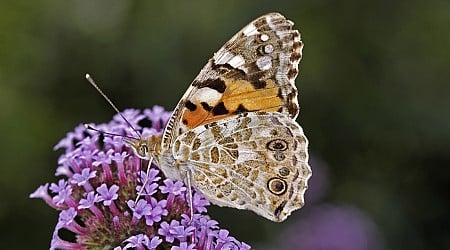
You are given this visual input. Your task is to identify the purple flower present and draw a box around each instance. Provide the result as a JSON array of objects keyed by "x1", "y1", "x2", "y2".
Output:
[
  {"x1": 105, "y1": 136, "x2": 127, "y2": 152},
  {"x1": 96, "y1": 184, "x2": 120, "y2": 215},
  {"x1": 78, "y1": 191, "x2": 104, "y2": 221},
  {"x1": 112, "y1": 151, "x2": 129, "y2": 183},
  {"x1": 144, "y1": 105, "x2": 172, "y2": 130},
  {"x1": 96, "y1": 184, "x2": 119, "y2": 206},
  {"x1": 160, "y1": 179, "x2": 187, "y2": 195},
  {"x1": 29, "y1": 183, "x2": 58, "y2": 209},
  {"x1": 136, "y1": 169, "x2": 160, "y2": 196},
  {"x1": 158, "y1": 220, "x2": 182, "y2": 243},
  {"x1": 215, "y1": 229, "x2": 243, "y2": 249},
  {"x1": 77, "y1": 135, "x2": 99, "y2": 151},
  {"x1": 78, "y1": 191, "x2": 100, "y2": 209},
  {"x1": 192, "y1": 192, "x2": 210, "y2": 213},
  {"x1": 143, "y1": 168, "x2": 160, "y2": 183},
  {"x1": 52, "y1": 184, "x2": 75, "y2": 207},
  {"x1": 145, "y1": 198, "x2": 168, "y2": 226},
  {"x1": 172, "y1": 242, "x2": 196, "y2": 250},
  {"x1": 55, "y1": 164, "x2": 72, "y2": 177},
  {"x1": 30, "y1": 107, "x2": 250, "y2": 249},
  {"x1": 128, "y1": 199, "x2": 152, "y2": 220},
  {"x1": 123, "y1": 234, "x2": 150, "y2": 250},
  {"x1": 49, "y1": 179, "x2": 68, "y2": 193},
  {"x1": 93, "y1": 149, "x2": 114, "y2": 181},
  {"x1": 71, "y1": 168, "x2": 96, "y2": 191},
  {"x1": 146, "y1": 236, "x2": 163, "y2": 249},
  {"x1": 112, "y1": 108, "x2": 145, "y2": 131},
  {"x1": 57, "y1": 208, "x2": 87, "y2": 235},
  {"x1": 50, "y1": 231, "x2": 83, "y2": 250}
]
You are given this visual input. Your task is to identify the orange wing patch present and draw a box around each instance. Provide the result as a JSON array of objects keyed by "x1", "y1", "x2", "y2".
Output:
[
  {"x1": 181, "y1": 78, "x2": 283, "y2": 129},
  {"x1": 222, "y1": 79, "x2": 283, "y2": 113}
]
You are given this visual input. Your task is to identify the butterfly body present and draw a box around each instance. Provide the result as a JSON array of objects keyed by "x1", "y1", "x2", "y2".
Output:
[{"x1": 128, "y1": 13, "x2": 311, "y2": 222}]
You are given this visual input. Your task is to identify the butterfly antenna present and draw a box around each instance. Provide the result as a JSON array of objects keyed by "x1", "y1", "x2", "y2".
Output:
[
  {"x1": 85, "y1": 73, "x2": 141, "y2": 139},
  {"x1": 84, "y1": 124, "x2": 138, "y2": 140},
  {"x1": 86, "y1": 73, "x2": 153, "y2": 203}
]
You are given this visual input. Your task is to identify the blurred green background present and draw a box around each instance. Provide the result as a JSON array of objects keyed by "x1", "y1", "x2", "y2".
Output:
[{"x1": 1, "y1": 0, "x2": 449, "y2": 249}]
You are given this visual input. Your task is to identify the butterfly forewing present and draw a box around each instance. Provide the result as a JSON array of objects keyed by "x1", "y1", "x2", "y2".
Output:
[{"x1": 162, "y1": 13, "x2": 303, "y2": 149}]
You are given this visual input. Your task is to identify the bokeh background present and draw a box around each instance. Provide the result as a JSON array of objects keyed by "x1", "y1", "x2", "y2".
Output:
[{"x1": 1, "y1": 1, "x2": 449, "y2": 249}]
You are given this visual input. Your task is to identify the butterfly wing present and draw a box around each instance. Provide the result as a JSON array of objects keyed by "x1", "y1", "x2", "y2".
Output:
[
  {"x1": 172, "y1": 112, "x2": 311, "y2": 222},
  {"x1": 162, "y1": 13, "x2": 303, "y2": 149}
]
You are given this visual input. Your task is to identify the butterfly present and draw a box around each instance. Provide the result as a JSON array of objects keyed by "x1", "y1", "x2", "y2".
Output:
[{"x1": 125, "y1": 12, "x2": 311, "y2": 222}]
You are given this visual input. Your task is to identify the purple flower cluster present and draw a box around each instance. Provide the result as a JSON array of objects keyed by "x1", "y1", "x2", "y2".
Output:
[{"x1": 30, "y1": 106, "x2": 251, "y2": 250}]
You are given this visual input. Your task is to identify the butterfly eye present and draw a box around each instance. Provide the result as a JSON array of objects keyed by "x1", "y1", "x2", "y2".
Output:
[{"x1": 138, "y1": 144, "x2": 149, "y2": 156}]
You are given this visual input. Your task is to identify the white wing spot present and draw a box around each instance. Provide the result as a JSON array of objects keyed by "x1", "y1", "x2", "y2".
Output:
[
  {"x1": 214, "y1": 49, "x2": 234, "y2": 65},
  {"x1": 260, "y1": 33, "x2": 269, "y2": 42},
  {"x1": 256, "y1": 56, "x2": 272, "y2": 71},
  {"x1": 264, "y1": 44, "x2": 274, "y2": 54},
  {"x1": 193, "y1": 88, "x2": 222, "y2": 105},
  {"x1": 243, "y1": 23, "x2": 259, "y2": 36},
  {"x1": 228, "y1": 55, "x2": 246, "y2": 68}
]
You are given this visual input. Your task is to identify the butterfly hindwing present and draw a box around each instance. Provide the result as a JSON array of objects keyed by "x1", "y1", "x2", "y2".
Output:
[{"x1": 171, "y1": 111, "x2": 310, "y2": 222}]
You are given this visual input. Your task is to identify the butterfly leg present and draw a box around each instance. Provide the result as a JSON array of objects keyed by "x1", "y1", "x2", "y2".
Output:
[
  {"x1": 134, "y1": 155, "x2": 154, "y2": 203},
  {"x1": 185, "y1": 169, "x2": 195, "y2": 224}
]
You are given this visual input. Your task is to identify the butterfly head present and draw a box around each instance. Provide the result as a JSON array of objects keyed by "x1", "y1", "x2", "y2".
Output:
[{"x1": 124, "y1": 135, "x2": 162, "y2": 160}]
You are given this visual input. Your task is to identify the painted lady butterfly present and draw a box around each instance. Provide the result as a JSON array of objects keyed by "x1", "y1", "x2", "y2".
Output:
[{"x1": 126, "y1": 12, "x2": 311, "y2": 222}]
